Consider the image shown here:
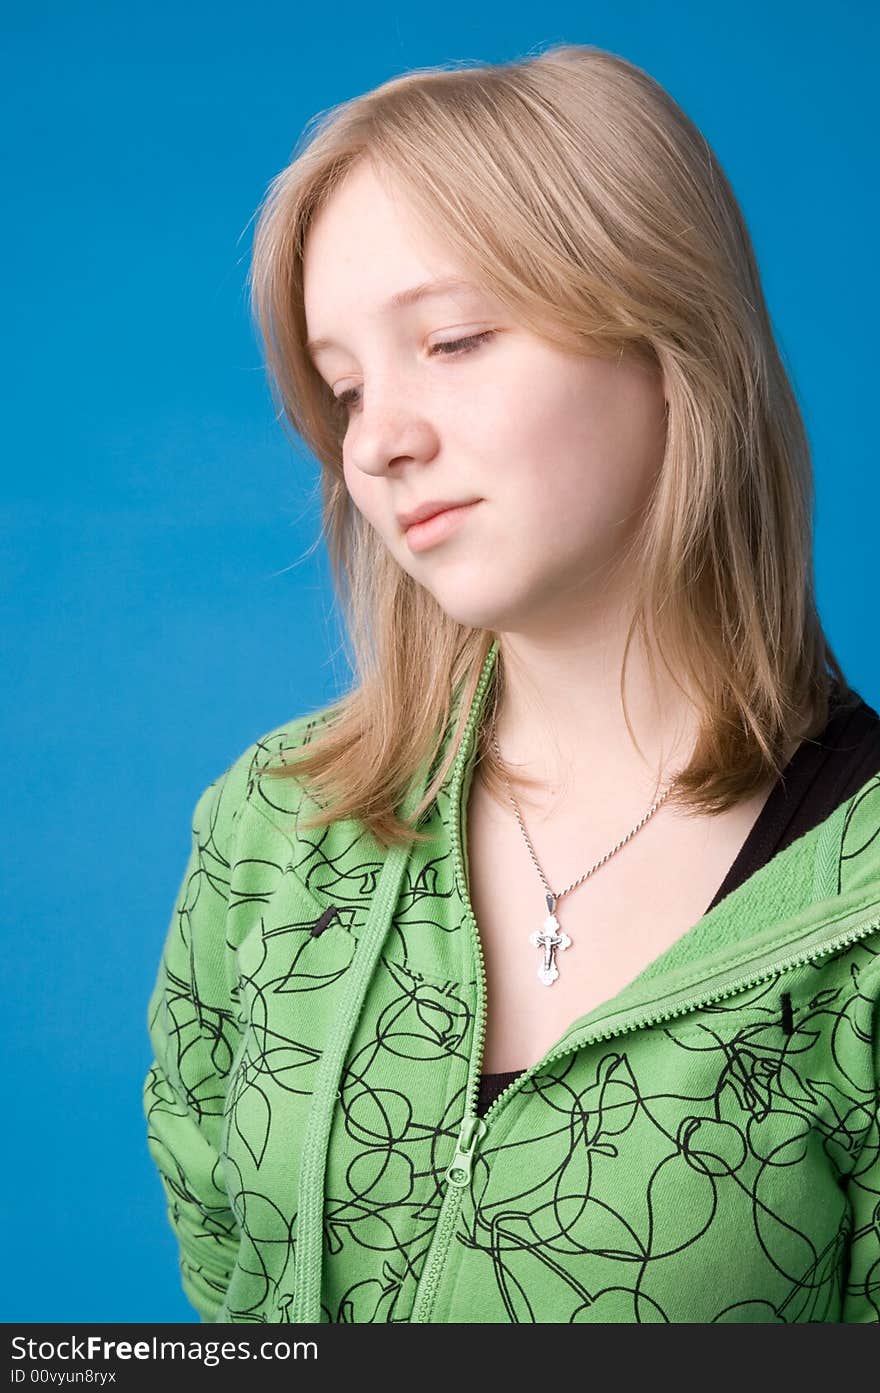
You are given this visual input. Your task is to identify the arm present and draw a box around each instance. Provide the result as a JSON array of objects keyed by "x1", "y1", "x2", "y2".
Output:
[{"x1": 142, "y1": 773, "x2": 244, "y2": 1322}]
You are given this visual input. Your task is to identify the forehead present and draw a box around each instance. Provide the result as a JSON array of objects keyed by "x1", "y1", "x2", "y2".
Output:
[
  {"x1": 302, "y1": 163, "x2": 491, "y2": 351},
  {"x1": 304, "y1": 160, "x2": 428, "y2": 271}
]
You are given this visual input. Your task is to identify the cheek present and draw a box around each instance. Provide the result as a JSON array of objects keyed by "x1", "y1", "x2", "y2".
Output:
[
  {"x1": 489, "y1": 430, "x2": 658, "y2": 570},
  {"x1": 507, "y1": 382, "x2": 662, "y2": 527},
  {"x1": 341, "y1": 452, "x2": 358, "y2": 499},
  {"x1": 342, "y1": 457, "x2": 379, "y2": 521}
]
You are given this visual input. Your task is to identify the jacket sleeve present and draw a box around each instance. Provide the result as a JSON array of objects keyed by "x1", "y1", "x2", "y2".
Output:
[
  {"x1": 142, "y1": 771, "x2": 245, "y2": 1323},
  {"x1": 841, "y1": 954, "x2": 880, "y2": 1322}
]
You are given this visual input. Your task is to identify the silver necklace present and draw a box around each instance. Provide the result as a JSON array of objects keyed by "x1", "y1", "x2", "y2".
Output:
[{"x1": 489, "y1": 723, "x2": 676, "y2": 987}]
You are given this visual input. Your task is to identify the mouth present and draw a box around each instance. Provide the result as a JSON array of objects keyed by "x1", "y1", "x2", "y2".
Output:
[
  {"x1": 402, "y1": 500, "x2": 481, "y2": 551},
  {"x1": 398, "y1": 498, "x2": 482, "y2": 531}
]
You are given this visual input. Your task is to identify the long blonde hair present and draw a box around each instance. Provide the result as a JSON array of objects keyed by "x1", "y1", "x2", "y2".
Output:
[{"x1": 247, "y1": 43, "x2": 847, "y2": 851}]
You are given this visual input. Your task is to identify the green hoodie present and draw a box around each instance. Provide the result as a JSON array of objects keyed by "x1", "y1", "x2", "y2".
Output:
[{"x1": 143, "y1": 638, "x2": 880, "y2": 1323}]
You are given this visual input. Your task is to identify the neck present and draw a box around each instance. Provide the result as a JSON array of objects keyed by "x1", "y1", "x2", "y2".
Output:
[{"x1": 487, "y1": 620, "x2": 701, "y2": 816}]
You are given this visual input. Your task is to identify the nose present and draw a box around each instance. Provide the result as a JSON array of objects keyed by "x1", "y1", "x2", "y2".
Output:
[{"x1": 345, "y1": 377, "x2": 439, "y2": 478}]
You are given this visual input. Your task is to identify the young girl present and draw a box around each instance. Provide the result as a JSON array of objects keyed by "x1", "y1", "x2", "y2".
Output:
[{"x1": 143, "y1": 44, "x2": 880, "y2": 1323}]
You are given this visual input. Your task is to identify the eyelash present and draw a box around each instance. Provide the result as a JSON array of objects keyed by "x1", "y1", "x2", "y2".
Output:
[{"x1": 332, "y1": 330, "x2": 495, "y2": 412}]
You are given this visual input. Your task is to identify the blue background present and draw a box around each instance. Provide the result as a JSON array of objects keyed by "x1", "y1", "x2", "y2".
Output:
[{"x1": 2, "y1": 1, "x2": 877, "y2": 1321}]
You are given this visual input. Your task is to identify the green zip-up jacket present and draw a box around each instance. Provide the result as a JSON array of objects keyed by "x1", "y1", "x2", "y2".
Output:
[{"x1": 142, "y1": 639, "x2": 880, "y2": 1323}]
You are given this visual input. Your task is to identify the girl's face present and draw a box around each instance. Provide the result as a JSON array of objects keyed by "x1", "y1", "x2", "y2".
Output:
[{"x1": 302, "y1": 159, "x2": 668, "y2": 635}]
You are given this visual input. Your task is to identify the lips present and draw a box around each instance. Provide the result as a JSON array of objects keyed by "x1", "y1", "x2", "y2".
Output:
[
  {"x1": 398, "y1": 499, "x2": 480, "y2": 530},
  {"x1": 402, "y1": 499, "x2": 480, "y2": 552}
]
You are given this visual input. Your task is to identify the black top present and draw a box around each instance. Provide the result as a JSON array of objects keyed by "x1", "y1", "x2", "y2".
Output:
[{"x1": 476, "y1": 681, "x2": 880, "y2": 1118}]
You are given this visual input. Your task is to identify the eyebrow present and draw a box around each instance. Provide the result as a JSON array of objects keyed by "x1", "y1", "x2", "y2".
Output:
[{"x1": 305, "y1": 276, "x2": 481, "y2": 358}]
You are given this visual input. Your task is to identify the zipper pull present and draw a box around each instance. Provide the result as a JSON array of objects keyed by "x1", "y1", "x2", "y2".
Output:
[{"x1": 445, "y1": 1113, "x2": 488, "y2": 1188}]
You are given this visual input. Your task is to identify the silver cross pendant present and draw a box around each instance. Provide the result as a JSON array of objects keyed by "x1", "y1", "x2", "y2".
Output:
[{"x1": 528, "y1": 891, "x2": 572, "y2": 986}]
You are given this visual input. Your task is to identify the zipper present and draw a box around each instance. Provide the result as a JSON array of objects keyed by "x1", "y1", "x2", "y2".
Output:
[{"x1": 444, "y1": 1113, "x2": 488, "y2": 1186}]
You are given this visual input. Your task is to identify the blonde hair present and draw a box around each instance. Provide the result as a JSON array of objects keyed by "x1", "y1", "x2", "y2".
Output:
[{"x1": 247, "y1": 42, "x2": 848, "y2": 851}]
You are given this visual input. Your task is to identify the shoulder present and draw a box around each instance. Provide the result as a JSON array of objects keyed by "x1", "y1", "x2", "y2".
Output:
[
  {"x1": 190, "y1": 698, "x2": 344, "y2": 862},
  {"x1": 839, "y1": 770, "x2": 880, "y2": 894}
]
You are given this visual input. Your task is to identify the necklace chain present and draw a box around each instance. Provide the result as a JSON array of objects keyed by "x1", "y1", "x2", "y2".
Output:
[
  {"x1": 485, "y1": 708, "x2": 679, "y2": 987},
  {"x1": 488, "y1": 726, "x2": 676, "y2": 907}
]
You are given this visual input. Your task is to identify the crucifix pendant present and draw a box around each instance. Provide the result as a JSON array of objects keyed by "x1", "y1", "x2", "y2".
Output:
[{"x1": 528, "y1": 891, "x2": 572, "y2": 986}]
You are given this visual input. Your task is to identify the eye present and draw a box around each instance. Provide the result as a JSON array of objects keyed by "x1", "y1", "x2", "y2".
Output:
[
  {"x1": 428, "y1": 329, "x2": 495, "y2": 358},
  {"x1": 332, "y1": 330, "x2": 495, "y2": 413}
]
